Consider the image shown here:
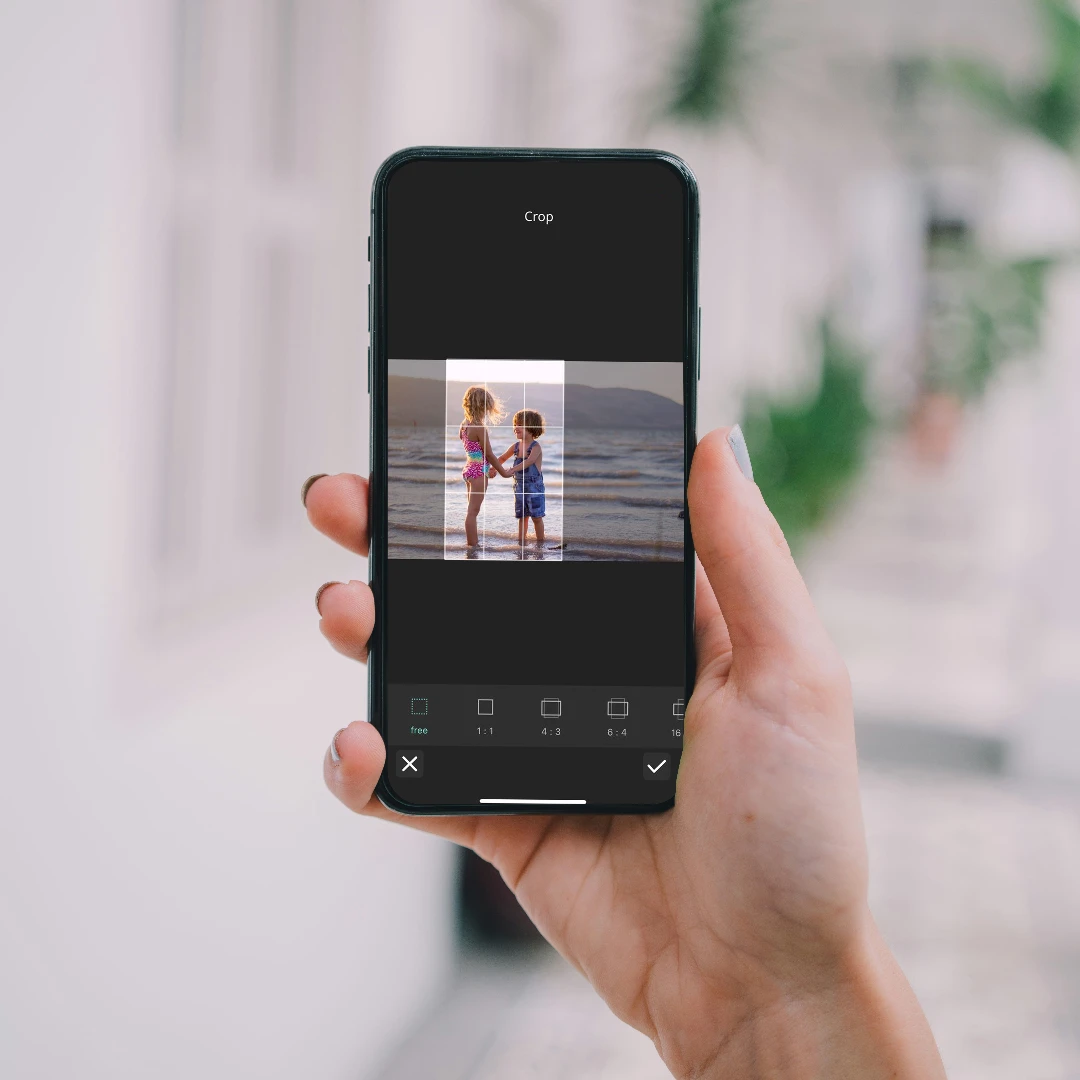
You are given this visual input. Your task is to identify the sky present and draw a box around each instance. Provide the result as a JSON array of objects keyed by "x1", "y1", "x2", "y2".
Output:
[
  {"x1": 390, "y1": 359, "x2": 682, "y2": 404},
  {"x1": 446, "y1": 358, "x2": 563, "y2": 384}
]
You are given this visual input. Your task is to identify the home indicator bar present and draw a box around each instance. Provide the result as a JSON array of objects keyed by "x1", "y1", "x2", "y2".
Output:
[{"x1": 479, "y1": 798, "x2": 587, "y2": 805}]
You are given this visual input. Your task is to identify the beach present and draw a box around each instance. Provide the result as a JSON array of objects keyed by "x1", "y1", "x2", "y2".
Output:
[{"x1": 388, "y1": 426, "x2": 684, "y2": 561}]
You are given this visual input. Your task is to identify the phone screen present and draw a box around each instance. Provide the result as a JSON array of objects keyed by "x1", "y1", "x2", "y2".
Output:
[{"x1": 370, "y1": 152, "x2": 696, "y2": 812}]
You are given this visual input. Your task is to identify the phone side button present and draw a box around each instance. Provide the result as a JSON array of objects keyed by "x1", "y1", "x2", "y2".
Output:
[
  {"x1": 367, "y1": 345, "x2": 371, "y2": 394},
  {"x1": 697, "y1": 306, "x2": 701, "y2": 380}
]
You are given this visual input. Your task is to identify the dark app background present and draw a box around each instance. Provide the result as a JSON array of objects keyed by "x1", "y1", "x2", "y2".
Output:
[
  {"x1": 376, "y1": 155, "x2": 693, "y2": 808},
  {"x1": 385, "y1": 158, "x2": 684, "y2": 361}
]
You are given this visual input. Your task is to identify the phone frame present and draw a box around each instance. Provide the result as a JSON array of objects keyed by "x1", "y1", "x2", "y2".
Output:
[{"x1": 367, "y1": 146, "x2": 699, "y2": 816}]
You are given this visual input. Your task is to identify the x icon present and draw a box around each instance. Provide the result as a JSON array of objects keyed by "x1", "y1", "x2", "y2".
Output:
[{"x1": 393, "y1": 749, "x2": 424, "y2": 777}]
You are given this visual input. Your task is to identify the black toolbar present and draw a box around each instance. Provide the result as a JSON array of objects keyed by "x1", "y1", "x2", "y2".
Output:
[{"x1": 387, "y1": 684, "x2": 686, "y2": 749}]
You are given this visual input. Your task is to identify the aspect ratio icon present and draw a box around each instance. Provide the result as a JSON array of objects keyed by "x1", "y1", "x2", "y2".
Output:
[
  {"x1": 540, "y1": 698, "x2": 562, "y2": 719},
  {"x1": 477, "y1": 698, "x2": 494, "y2": 716},
  {"x1": 606, "y1": 698, "x2": 629, "y2": 720}
]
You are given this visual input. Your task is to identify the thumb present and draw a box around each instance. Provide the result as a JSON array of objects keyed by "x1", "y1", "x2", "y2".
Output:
[{"x1": 688, "y1": 427, "x2": 831, "y2": 668}]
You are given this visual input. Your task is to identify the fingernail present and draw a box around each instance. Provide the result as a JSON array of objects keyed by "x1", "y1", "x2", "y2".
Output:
[
  {"x1": 727, "y1": 425, "x2": 754, "y2": 481},
  {"x1": 329, "y1": 728, "x2": 345, "y2": 764},
  {"x1": 315, "y1": 581, "x2": 343, "y2": 614},
  {"x1": 301, "y1": 473, "x2": 328, "y2": 507}
]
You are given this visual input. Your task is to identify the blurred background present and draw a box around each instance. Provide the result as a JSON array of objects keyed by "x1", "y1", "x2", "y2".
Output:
[{"x1": 2, "y1": 0, "x2": 1080, "y2": 1076}]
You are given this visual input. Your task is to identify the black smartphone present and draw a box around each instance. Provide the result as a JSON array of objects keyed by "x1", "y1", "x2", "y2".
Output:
[{"x1": 368, "y1": 148, "x2": 698, "y2": 814}]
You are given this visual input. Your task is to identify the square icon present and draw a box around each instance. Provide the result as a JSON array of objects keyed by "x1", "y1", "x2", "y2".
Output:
[
  {"x1": 606, "y1": 698, "x2": 629, "y2": 720},
  {"x1": 672, "y1": 699, "x2": 685, "y2": 719},
  {"x1": 540, "y1": 698, "x2": 562, "y2": 719},
  {"x1": 477, "y1": 698, "x2": 494, "y2": 716},
  {"x1": 410, "y1": 697, "x2": 429, "y2": 717},
  {"x1": 642, "y1": 753, "x2": 671, "y2": 781},
  {"x1": 395, "y1": 750, "x2": 424, "y2": 778}
]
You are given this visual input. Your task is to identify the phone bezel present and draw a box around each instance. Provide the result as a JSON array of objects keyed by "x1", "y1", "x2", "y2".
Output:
[{"x1": 367, "y1": 147, "x2": 698, "y2": 816}]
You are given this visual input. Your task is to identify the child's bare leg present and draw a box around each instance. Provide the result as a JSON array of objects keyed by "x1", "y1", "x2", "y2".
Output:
[
  {"x1": 533, "y1": 517, "x2": 545, "y2": 542},
  {"x1": 464, "y1": 479, "x2": 486, "y2": 547},
  {"x1": 517, "y1": 517, "x2": 527, "y2": 546},
  {"x1": 465, "y1": 501, "x2": 479, "y2": 547}
]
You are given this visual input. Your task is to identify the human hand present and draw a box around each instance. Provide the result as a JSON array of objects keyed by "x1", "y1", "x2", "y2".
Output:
[
  {"x1": 487, "y1": 466, "x2": 497, "y2": 479},
  {"x1": 303, "y1": 430, "x2": 944, "y2": 1080}
]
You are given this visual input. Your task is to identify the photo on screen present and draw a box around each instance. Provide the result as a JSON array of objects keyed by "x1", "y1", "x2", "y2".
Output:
[
  {"x1": 387, "y1": 358, "x2": 683, "y2": 562},
  {"x1": 443, "y1": 359, "x2": 564, "y2": 560}
]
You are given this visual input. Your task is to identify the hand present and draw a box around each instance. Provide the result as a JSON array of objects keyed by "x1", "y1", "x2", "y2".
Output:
[
  {"x1": 304, "y1": 430, "x2": 944, "y2": 1080},
  {"x1": 487, "y1": 466, "x2": 497, "y2": 479}
]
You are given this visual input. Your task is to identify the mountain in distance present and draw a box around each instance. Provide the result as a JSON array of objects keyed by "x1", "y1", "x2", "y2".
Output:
[
  {"x1": 564, "y1": 384, "x2": 681, "y2": 429},
  {"x1": 388, "y1": 375, "x2": 445, "y2": 426},
  {"x1": 388, "y1": 376, "x2": 681, "y2": 429}
]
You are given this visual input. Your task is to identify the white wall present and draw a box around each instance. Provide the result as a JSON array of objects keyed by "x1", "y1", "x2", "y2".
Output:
[{"x1": 0, "y1": 2, "x2": 474, "y2": 1076}]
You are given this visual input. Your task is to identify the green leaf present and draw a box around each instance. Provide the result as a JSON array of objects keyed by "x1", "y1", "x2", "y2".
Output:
[
  {"x1": 741, "y1": 322, "x2": 874, "y2": 550},
  {"x1": 1025, "y1": 0, "x2": 1080, "y2": 153},
  {"x1": 668, "y1": 0, "x2": 747, "y2": 125},
  {"x1": 922, "y1": 245, "x2": 1054, "y2": 400},
  {"x1": 940, "y1": 58, "x2": 1026, "y2": 127},
  {"x1": 1040, "y1": 0, "x2": 1080, "y2": 85},
  {"x1": 940, "y1": 1, "x2": 1080, "y2": 152}
]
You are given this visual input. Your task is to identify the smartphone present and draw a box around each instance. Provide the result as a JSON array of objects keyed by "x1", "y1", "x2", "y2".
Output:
[{"x1": 368, "y1": 148, "x2": 697, "y2": 814}]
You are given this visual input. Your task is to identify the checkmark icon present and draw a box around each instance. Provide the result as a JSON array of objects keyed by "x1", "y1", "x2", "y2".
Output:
[{"x1": 643, "y1": 752, "x2": 672, "y2": 780}]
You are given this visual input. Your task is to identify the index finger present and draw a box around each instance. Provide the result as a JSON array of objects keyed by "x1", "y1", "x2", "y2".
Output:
[{"x1": 303, "y1": 473, "x2": 369, "y2": 555}]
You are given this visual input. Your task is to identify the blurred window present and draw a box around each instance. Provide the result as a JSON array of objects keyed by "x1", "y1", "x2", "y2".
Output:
[
  {"x1": 158, "y1": 219, "x2": 210, "y2": 569},
  {"x1": 495, "y1": 1, "x2": 558, "y2": 144},
  {"x1": 155, "y1": 0, "x2": 325, "y2": 618},
  {"x1": 243, "y1": 240, "x2": 307, "y2": 536},
  {"x1": 256, "y1": 0, "x2": 313, "y2": 177},
  {"x1": 171, "y1": 0, "x2": 212, "y2": 151}
]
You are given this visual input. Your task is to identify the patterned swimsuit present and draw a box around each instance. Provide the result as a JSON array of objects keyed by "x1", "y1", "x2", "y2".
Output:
[{"x1": 460, "y1": 421, "x2": 486, "y2": 481}]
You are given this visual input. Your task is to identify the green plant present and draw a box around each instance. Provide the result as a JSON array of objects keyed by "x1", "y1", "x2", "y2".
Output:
[
  {"x1": 923, "y1": 231, "x2": 1053, "y2": 398},
  {"x1": 667, "y1": 4, "x2": 879, "y2": 546},
  {"x1": 668, "y1": 0, "x2": 749, "y2": 124},
  {"x1": 741, "y1": 323, "x2": 875, "y2": 549},
  {"x1": 943, "y1": 0, "x2": 1080, "y2": 152},
  {"x1": 927, "y1": 0, "x2": 1066, "y2": 402}
]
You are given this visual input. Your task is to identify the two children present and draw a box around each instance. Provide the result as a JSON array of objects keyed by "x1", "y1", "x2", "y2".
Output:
[{"x1": 457, "y1": 385, "x2": 546, "y2": 552}]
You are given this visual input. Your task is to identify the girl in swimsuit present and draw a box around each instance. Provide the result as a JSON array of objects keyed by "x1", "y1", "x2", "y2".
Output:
[{"x1": 459, "y1": 385, "x2": 511, "y2": 550}]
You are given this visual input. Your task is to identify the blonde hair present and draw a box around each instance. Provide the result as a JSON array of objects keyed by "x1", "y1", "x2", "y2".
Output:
[
  {"x1": 462, "y1": 385, "x2": 504, "y2": 425},
  {"x1": 513, "y1": 408, "x2": 545, "y2": 439}
]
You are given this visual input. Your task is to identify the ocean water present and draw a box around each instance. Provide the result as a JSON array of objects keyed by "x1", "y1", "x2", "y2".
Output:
[{"x1": 388, "y1": 427, "x2": 684, "y2": 561}]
